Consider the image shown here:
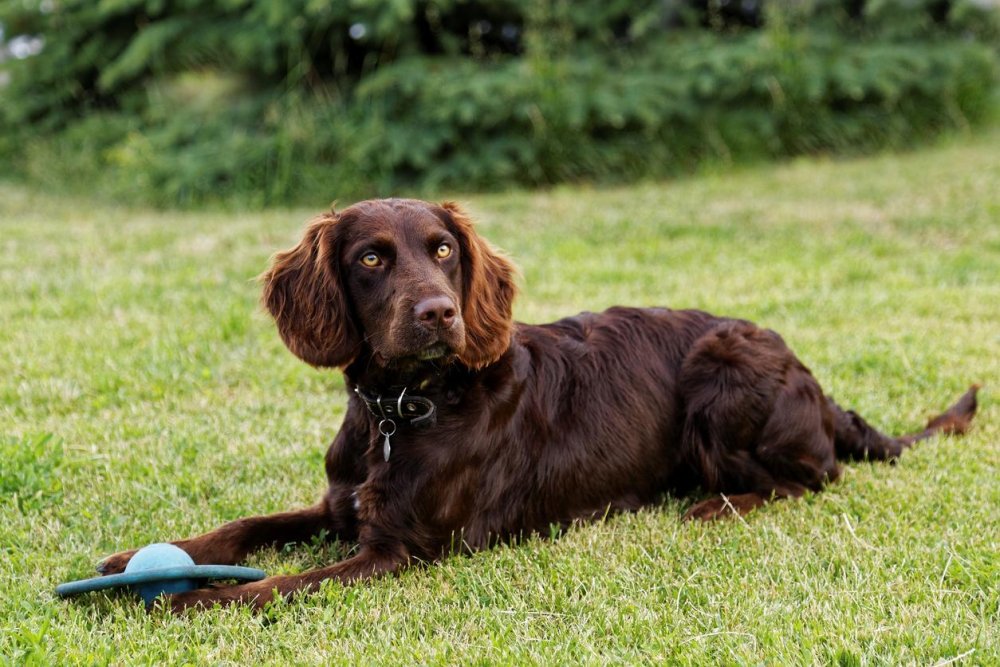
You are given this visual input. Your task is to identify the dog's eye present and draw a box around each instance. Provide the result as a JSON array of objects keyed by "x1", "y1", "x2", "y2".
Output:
[
  {"x1": 436, "y1": 243, "x2": 452, "y2": 259},
  {"x1": 360, "y1": 252, "x2": 382, "y2": 268}
]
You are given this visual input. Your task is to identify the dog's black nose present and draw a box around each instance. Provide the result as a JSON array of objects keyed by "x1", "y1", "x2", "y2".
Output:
[{"x1": 414, "y1": 297, "x2": 456, "y2": 330}]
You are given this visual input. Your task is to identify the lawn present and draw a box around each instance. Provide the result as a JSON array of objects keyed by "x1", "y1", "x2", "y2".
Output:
[{"x1": 1, "y1": 129, "x2": 997, "y2": 665}]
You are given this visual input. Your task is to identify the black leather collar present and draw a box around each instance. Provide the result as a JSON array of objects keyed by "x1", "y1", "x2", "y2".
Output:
[{"x1": 354, "y1": 386, "x2": 437, "y2": 428}]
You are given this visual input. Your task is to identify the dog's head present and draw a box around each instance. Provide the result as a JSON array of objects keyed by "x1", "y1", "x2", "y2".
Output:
[{"x1": 261, "y1": 199, "x2": 517, "y2": 370}]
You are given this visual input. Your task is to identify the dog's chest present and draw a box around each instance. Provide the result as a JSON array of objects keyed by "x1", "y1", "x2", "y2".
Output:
[{"x1": 352, "y1": 448, "x2": 485, "y2": 537}]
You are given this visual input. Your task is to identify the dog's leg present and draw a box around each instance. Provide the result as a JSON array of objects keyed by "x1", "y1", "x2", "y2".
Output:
[
  {"x1": 163, "y1": 544, "x2": 408, "y2": 612},
  {"x1": 678, "y1": 322, "x2": 841, "y2": 521},
  {"x1": 97, "y1": 485, "x2": 359, "y2": 574},
  {"x1": 686, "y1": 385, "x2": 981, "y2": 521}
]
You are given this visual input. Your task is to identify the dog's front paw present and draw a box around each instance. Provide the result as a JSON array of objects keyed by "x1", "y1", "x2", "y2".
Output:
[{"x1": 96, "y1": 549, "x2": 138, "y2": 575}]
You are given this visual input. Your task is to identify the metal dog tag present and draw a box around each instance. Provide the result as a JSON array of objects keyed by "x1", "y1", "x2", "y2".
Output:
[{"x1": 378, "y1": 419, "x2": 396, "y2": 461}]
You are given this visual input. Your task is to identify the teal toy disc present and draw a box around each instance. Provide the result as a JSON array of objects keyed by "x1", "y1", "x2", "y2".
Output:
[
  {"x1": 57, "y1": 543, "x2": 266, "y2": 606},
  {"x1": 55, "y1": 565, "x2": 267, "y2": 598}
]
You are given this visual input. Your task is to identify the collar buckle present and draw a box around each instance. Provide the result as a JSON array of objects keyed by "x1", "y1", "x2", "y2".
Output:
[{"x1": 355, "y1": 386, "x2": 437, "y2": 428}]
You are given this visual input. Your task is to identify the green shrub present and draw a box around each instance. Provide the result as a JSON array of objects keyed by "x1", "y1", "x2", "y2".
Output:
[
  {"x1": 345, "y1": 33, "x2": 997, "y2": 192},
  {"x1": 1, "y1": 0, "x2": 997, "y2": 206}
]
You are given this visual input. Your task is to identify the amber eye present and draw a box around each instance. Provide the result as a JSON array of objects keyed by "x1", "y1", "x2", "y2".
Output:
[
  {"x1": 360, "y1": 252, "x2": 382, "y2": 268},
  {"x1": 436, "y1": 243, "x2": 452, "y2": 259}
]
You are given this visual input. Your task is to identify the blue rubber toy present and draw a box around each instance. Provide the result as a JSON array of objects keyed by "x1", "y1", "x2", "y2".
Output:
[{"x1": 56, "y1": 543, "x2": 266, "y2": 607}]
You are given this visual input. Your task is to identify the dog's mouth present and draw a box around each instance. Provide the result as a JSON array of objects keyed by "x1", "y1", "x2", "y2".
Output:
[
  {"x1": 379, "y1": 342, "x2": 454, "y2": 373},
  {"x1": 414, "y1": 342, "x2": 451, "y2": 361},
  {"x1": 374, "y1": 333, "x2": 461, "y2": 370}
]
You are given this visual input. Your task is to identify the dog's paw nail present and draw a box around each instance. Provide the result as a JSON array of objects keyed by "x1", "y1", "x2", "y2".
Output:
[
  {"x1": 95, "y1": 552, "x2": 132, "y2": 575},
  {"x1": 95, "y1": 559, "x2": 116, "y2": 575}
]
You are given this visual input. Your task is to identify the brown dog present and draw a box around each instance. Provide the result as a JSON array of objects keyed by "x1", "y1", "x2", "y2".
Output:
[{"x1": 98, "y1": 198, "x2": 979, "y2": 611}]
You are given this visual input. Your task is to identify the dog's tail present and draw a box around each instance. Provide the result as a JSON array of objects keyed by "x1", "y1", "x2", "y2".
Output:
[{"x1": 828, "y1": 384, "x2": 980, "y2": 461}]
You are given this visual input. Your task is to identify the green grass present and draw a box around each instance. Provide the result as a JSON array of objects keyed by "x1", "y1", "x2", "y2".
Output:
[{"x1": 1, "y1": 128, "x2": 998, "y2": 665}]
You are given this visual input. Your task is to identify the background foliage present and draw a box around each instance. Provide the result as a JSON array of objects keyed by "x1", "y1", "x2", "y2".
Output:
[{"x1": 1, "y1": 0, "x2": 998, "y2": 206}]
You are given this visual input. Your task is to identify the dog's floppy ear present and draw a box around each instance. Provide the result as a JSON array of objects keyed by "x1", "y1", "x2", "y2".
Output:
[
  {"x1": 260, "y1": 211, "x2": 359, "y2": 368},
  {"x1": 439, "y1": 201, "x2": 518, "y2": 369}
]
